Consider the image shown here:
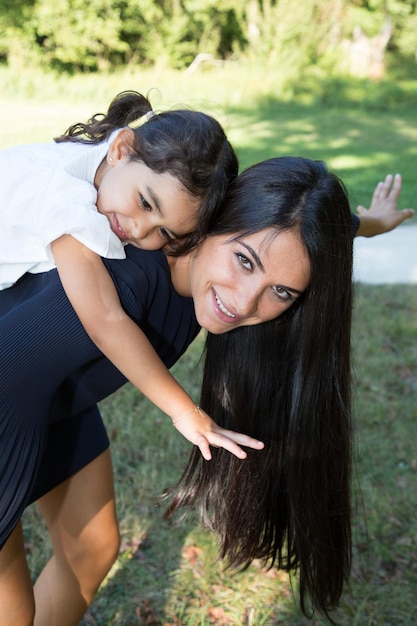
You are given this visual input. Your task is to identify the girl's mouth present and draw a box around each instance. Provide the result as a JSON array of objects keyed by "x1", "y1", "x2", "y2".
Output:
[{"x1": 113, "y1": 215, "x2": 128, "y2": 240}]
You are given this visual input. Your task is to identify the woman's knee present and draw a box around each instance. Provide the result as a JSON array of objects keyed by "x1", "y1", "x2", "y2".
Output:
[
  {"x1": 85, "y1": 516, "x2": 120, "y2": 572},
  {"x1": 65, "y1": 514, "x2": 120, "y2": 583},
  {"x1": 39, "y1": 451, "x2": 120, "y2": 585}
]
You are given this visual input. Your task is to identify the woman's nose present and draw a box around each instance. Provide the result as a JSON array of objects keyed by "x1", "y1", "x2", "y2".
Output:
[{"x1": 234, "y1": 287, "x2": 260, "y2": 317}]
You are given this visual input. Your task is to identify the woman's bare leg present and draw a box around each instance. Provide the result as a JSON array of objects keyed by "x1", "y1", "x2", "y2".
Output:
[
  {"x1": 0, "y1": 522, "x2": 35, "y2": 626},
  {"x1": 33, "y1": 449, "x2": 120, "y2": 626}
]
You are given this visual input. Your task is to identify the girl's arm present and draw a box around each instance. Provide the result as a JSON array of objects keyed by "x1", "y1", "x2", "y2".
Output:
[
  {"x1": 356, "y1": 173, "x2": 415, "y2": 237},
  {"x1": 51, "y1": 235, "x2": 264, "y2": 461}
]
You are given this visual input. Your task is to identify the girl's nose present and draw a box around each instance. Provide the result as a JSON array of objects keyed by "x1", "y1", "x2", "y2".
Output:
[
  {"x1": 133, "y1": 226, "x2": 164, "y2": 251},
  {"x1": 130, "y1": 221, "x2": 149, "y2": 240}
]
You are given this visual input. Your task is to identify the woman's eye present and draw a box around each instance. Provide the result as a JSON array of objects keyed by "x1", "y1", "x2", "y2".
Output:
[
  {"x1": 272, "y1": 286, "x2": 292, "y2": 301},
  {"x1": 159, "y1": 226, "x2": 172, "y2": 240},
  {"x1": 140, "y1": 194, "x2": 152, "y2": 212},
  {"x1": 236, "y1": 253, "x2": 253, "y2": 271}
]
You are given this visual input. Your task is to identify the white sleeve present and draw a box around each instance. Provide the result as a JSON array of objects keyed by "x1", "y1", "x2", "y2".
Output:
[
  {"x1": 0, "y1": 162, "x2": 125, "y2": 289},
  {"x1": 40, "y1": 167, "x2": 126, "y2": 260}
]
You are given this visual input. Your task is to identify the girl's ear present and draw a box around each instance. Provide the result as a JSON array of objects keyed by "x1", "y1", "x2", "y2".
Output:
[{"x1": 107, "y1": 128, "x2": 136, "y2": 164}]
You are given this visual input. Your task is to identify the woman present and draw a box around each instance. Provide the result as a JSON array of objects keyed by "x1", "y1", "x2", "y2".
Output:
[{"x1": 0, "y1": 159, "x2": 409, "y2": 625}]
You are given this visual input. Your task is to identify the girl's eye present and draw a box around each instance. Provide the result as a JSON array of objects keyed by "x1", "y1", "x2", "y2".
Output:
[
  {"x1": 140, "y1": 194, "x2": 152, "y2": 212},
  {"x1": 236, "y1": 253, "x2": 253, "y2": 271},
  {"x1": 159, "y1": 226, "x2": 172, "y2": 240},
  {"x1": 272, "y1": 285, "x2": 292, "y2": 301}
]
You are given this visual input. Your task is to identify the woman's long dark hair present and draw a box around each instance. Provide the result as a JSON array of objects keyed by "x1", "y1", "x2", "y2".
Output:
[
  {"x1": 54, "y1": 90, "x2": 238, "y2": 252},
  {"x1": 166, "y1": 157, "x2": 354, "y2": 623}
]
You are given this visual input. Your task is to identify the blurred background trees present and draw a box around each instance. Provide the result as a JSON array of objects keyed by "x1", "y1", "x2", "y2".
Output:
[{"x1": 0, "y1": 0, "x2": 416, "y2": 78}]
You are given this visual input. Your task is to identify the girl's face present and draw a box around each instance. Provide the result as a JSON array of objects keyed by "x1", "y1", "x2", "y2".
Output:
[
  {"x1": 95, "y1": 130, "x2": 199, "y2": 250},
  {"x1": 189, "y1": 228, "x2": 310, "y2": 334}
]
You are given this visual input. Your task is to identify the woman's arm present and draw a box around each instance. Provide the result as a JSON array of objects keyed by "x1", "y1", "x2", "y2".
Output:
[
  {"x1": 355, "y1": 173, "x2": 415, "y2": 237},
  {"x1": 51, "y1": 235, "x2": 264, "y2": 460}
]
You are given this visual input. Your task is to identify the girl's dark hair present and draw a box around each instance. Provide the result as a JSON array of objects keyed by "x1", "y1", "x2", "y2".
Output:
[
  {"x1": 166, "y1": 157, "x2": 354, "y2": 623},
  {"x1": 54, "y1": 90, "x2": 238, "y2": 252}
]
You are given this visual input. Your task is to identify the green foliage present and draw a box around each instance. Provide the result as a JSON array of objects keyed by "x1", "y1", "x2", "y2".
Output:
[
  {"x1": 1, "y1": 0, "x2": 417, "y2": 76},
  {"x1": 0, "y1": 0, "x2": 35, "y2": 65},
  {"x1": 117, "y1": 0, "x2": 166, "y2": 67},
  {"x1": 243, "y1": 0, "x2": 343, "y2": 71},
  {"x1": 31, "y1": 0, "x2": 128, "y2": 71},
  {"x1": 183, "y1": 0, "x2": 246, "y2": 60}
]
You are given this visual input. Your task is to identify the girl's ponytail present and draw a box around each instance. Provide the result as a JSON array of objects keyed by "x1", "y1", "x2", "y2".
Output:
[{"x1": 55, "y1": 91, "x2": 153, "y2": 143}]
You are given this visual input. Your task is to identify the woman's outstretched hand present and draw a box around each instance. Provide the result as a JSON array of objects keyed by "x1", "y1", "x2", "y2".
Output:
[
  {"x1": 356, "y1": 173, "x2": 415, "y2": 237},
  {"x1": 172, "y1": 406, "x2": 265, "y2": 461}
]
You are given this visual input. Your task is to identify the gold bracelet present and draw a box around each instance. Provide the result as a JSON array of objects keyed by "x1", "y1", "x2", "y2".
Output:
[{"x1": 172, "y1": 405, "x2": 203, "y2": 426}]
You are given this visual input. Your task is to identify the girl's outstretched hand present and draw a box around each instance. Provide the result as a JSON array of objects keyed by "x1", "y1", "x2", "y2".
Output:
[
  {"x1": 356, "y1": 173, "x2": 415, "y2": 237},
  {"x1": 172, "y1": 406, "x2": 264, "y2": 461}
]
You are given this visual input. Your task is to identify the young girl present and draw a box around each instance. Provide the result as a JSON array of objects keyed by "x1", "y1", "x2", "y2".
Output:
[{"x1": 0, "y1": 91, "x2": 261, "y2": 450}]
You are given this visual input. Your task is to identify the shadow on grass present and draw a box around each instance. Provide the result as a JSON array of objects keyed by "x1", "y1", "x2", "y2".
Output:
[{"x1": 223, "y1": 84, "x2": 417, "y2": 209}]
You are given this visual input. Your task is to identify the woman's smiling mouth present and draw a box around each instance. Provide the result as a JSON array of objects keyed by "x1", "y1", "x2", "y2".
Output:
[{"x1": 214, "y1": 291, "x2": 236, "y2": 319}]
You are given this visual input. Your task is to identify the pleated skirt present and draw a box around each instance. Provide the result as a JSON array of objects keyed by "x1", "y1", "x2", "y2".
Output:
[{"x1": 0, "y1": 270, "x2": 109, "y2": 549}]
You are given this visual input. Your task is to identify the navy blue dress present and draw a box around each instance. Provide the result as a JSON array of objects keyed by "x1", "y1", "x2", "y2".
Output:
[{"x1": 0, "y1": 246, "x2": 200, "y2": 549}]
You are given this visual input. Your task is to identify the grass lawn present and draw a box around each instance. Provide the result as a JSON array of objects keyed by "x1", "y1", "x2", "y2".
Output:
[{"x1": 1, "y1": 66, "x2": 416, "y2": 624}]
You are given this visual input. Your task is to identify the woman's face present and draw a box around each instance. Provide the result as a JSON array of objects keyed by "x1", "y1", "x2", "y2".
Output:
[{"x1": 189, "y1": 228, "x2": 310, "y2": 334}]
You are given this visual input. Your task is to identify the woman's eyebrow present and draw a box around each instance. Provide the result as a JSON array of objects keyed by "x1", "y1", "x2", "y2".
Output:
[
  {"x1": 239, "y1": 241, "x2": 264, "y2": 271},
  {"x1": 279, "y1": 284, "x2": 304, "y2": 296},
  {"x1": 239, "y1": 240, "x2": 304, "y2": 296}
]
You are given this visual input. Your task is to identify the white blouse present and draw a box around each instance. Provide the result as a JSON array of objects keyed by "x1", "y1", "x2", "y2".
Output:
[{"x1": 0, "y1": 131, "x2": 125, "y2": 290}]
